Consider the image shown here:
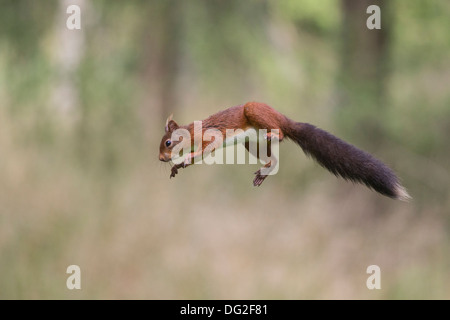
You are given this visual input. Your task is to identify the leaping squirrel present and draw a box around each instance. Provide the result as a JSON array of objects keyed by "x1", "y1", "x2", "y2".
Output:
[{"x1": 159, "y1": 102, "x2": 411, "y2": 201}]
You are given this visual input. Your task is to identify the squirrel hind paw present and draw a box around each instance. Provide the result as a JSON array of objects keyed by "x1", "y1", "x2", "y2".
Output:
[{"x1": 253, "y1": 170, "x2": 267, "y2": 187}]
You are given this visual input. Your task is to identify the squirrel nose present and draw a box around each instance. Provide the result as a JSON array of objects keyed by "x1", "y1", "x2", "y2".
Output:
[{"x1": 159, "y1": 155, "x2": 165, "y2": 162}]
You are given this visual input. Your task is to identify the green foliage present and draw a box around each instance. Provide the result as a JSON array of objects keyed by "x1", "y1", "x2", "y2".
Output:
[{"x1": 275, "y1": 0, "x2": 340, "y2": 35}]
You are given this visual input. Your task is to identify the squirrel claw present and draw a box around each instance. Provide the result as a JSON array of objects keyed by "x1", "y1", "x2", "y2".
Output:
[
  {"x1": 170, "y1": 166, "x2": 178, "y2": 178},
  {"x1": 253, "y1": 169, "x2": 267, "y2": 187}
]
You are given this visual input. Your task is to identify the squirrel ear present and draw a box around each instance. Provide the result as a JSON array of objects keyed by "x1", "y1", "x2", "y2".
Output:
[
  {"x1": 165, "y1": 114, "x2": 174, "y2": 132},
  {"x1": 167, "y1": 120, "x2": 179, "y2": 132},
  {"x1": 165, "y1": 115, "x2": 179, "y2": 133}
]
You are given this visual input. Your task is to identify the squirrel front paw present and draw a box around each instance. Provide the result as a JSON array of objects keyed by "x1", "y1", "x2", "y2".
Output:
[{"x1": 170, "y1": 166, "x2": 179, "y2": 178}]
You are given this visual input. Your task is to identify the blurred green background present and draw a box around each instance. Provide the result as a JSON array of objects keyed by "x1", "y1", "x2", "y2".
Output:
[{"x1": 1, "y1": 0, "x2": 449, "y2": 299}]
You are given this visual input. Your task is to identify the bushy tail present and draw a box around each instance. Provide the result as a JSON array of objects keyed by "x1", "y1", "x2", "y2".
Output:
[{"x1": 284, "y1": 121, "x2": 411, "y2": 201}]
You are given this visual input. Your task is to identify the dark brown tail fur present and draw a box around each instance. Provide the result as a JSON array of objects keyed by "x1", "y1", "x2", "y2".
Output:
[{"x1": 284, "y1": 120, "x2": 410, "y2": 201}]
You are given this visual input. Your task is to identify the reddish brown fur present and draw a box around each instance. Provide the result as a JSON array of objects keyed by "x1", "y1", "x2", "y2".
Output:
[
  {"x1": 243, "y1": 102, "x2": 287, "y2": 140},
  {"x1": 193, "y1": 102, "x2": 288, "y2": 139},
  {"x1": 160, "y1": 103, "x2": 288, "y2": 157},
  {"x1": 159, "y1": 102, "x2": 410, "y2": 200}
]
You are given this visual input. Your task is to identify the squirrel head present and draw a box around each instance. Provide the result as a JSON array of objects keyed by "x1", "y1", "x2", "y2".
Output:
[{"x1": 159, "y1": 114, "x2": 181, "y2": 162}]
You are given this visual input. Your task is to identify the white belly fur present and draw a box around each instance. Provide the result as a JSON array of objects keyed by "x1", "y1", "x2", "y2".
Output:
[{"x1": 222, "y1": 128, "x2": 259, "y2": 148}]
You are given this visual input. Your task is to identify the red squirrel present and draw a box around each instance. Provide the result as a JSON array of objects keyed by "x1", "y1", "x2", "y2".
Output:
[{"x1": 159, "y1": 102, "x2": 411, "y2": 201}]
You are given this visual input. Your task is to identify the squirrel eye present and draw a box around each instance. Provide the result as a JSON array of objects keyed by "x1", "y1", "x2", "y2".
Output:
[{"x1": 165, "y1": 140, "x2": 172, "y2": 147}]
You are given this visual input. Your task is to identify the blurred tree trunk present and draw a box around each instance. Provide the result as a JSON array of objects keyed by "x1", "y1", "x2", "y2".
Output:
[
  {"x1": 338, "y1": 0, "x2": 392, "y2": 146},
  {"x1": 338, "y1": 0, "x2": 394, "y2": 208},
  {"x1": 142, "y1": 0, "x2": 183, "y2": 123},
  {"x1": 51, "y1": 0, "x2": 87, "y2": 126}
]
